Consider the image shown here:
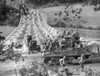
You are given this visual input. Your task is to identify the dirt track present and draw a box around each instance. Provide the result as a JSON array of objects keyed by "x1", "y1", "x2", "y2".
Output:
[
  {"x1": 0, "y1": 53, "x2": 43, "y2": 76},
  {"x1": 0, "y1": 5, "x2": 100, "y2": 76},
  {"x1": 0, "y1": 53, "x2": 100, "y2": 76}
]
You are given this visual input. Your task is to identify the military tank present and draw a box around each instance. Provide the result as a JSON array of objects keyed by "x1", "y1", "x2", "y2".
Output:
[
  {"x1": 43, "y1": 47, "x2": 91, "y2": 65},
  {"x1": 43, "y1": 30, "x2": 100, "y2": 65}
]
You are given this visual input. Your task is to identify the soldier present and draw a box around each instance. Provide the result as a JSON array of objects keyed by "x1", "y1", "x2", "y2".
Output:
[
  {"x1": 29, "y1": 40, "x2": 37, "y2": 54},
  {"x1": 72, "y1": 31, "x2": 80, "y2": 44},
  {"x1": 77, "y1": 54, "x2": 84, "y2": 71},
  {"x1": 4, "y1": 45, "x2": 14, "y2": 60},
  {"x1": 72, "y1": 30, "x2": 80, "y2": 49},
  {"x1": 27, "y1": 35, "x2": 32, "y2": 45},
  {"x1": 59, "y1": 56, "x2": 66, "y2": 68},
  {"x1": 28, "y1": 40, "x2": 32, "y2": 54}
]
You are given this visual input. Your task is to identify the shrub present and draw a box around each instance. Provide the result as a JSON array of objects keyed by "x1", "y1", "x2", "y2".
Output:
[
  {"x1": 8, "y1": 16, "x2": 20, "y2": 27},
  {"x1": 96, "y1": 26, "x2": 100, "y2": 30},
  {"x1": 51, "y1": 21, "x2": 66, "y2": 27},
  {"x1": 0, "y1": 1, "x2": 21, "y2": 26},
  {"x1": 87, "y1": 26, "x2": 94, "y2": 30}
]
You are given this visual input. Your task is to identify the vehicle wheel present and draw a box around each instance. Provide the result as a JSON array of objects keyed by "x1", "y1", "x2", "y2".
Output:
[
  {"x1": 48, "y1": 60, "x2": 53, "y2": 65},
  {"x1": 20, "y1": 61, "x2": 49, "y2": 76},
  {"x1": 44, "y1": 58, "x2": 51, "y2": 64},
  {"x1": 51, "y1": 59, "x2": 59, "y2": 66},
  {"x1": 69, "y1": 57, "x2": 75, "y2": 61},
  {"x1": 56, "y1": 61, "x2": 60, "y2": 65},
  {"x1": 53, "y1": 60, "x2": 57, "y2": 65},
  {"x1": 69, "y1": 57, "x2": 76, "y2": 63},
  {"x1": 2, "y1": 57, "x2": 8, "y2": 61},
  {"x1": 72, "y1": 59, "x2": 78, "y2": 63}
]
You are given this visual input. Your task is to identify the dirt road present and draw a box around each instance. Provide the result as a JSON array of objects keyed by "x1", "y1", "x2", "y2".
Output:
[{"x1": 1, "y1": 53, "x2": 100, "y2": 76}]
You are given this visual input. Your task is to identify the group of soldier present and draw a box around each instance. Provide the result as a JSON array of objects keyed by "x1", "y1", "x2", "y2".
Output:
[
  {"x1": 44, "y1": 29, "x2": 82, "y2": 52},
  {"x1": 26, "y1": 29, "x2": 85, "y2": 71},
  {"x1": 25, "y1": 29, "x2": 83, "y2": 55},
  {"x1": 15, "y1": 3, "x2": 83, "y2": 54},
  {"x1": 27, "y1": 35, "x2": 41, "y2": 54},
  {"x1": 59, "y1": 54, "x2": 85, "y2": 73}
]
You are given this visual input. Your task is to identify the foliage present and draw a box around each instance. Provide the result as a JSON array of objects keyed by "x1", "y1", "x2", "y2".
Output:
[
  {"x1": 19, "y1": 61, "x2": 48, "y2": 76},
  {"x1": 50, "y1": 21, "x2": 66, "y2": 27},
  {"x1": 0, "y1": 4, "x2": 10, "y2": 22},
  {"x1": 0, "y1": 1, "x2": 20, "y2": 26},
  {"x1": 25, "y1": 0, "x2": 100, "y2": 8},
  {"x1": 50, "y1": 20, "x2": 100, "y2": 30},
  {"x1": 7, "y1": 16, "x2": 20, "y2": 27},
  {"x1": 26, "y1": 0, "x2": 89, "y2": 6}
]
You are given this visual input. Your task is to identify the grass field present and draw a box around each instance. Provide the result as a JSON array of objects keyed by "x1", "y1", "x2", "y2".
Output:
[
  {"x1": 0, "y1": 26, "x2": 16, "y2": 37},
  {"x1": 41, "y1": 4, "x2": 100, "y2": 28}
]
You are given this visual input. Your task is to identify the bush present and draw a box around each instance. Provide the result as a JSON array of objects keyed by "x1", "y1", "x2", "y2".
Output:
[
  {"x1": 0, "y1": 5, "x2": 10, "y2": 22},
  {"x1": 8, "y1": 16, "x2": 20, "y2": 27},
  {"x1": 0, "y1": 1, "x2": 21, "y2": 26},
  {"x1": 96, "y1": 26, "x2": 100, "y2": 30},
  {"x1": 87, "y1": 26, "x2": 94, "y2": 30},
  {"x1": 75, "y1": 24, "x2": 84, "y2": 29},
  {"x1": 52, "y1": 1, "x2": 60, "y2": 6},
  {"x1": 50, "y1": 21, "x2": 66, "y2": 27}
]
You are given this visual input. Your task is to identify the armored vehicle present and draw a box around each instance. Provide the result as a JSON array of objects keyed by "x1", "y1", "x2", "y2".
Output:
[
  {"x1": 43, "y1": 47, "x2": 91, "y2": 65},
  {"x1": 43, "y1": 30, "x2": 100, "y2": 65}
]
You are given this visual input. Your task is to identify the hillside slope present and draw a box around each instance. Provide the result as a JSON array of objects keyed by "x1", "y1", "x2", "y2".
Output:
[{"x1": 41, "y1": 4, "x2": 100, "y2": 28}]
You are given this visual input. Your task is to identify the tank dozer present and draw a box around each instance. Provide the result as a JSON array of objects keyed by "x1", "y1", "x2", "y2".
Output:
[
  {"x1": 43, "y1": 47, "x2": 92, "y2": 65},
  {"x1": 43, "y1": 30, "x2": 100, "y2": 65}
]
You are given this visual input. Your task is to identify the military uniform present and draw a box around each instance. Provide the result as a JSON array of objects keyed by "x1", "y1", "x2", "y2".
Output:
[
  {"x1": 59, "y1": 56, "x2": 66, "y2": 67},
  {"x1": 78, "y1": 54, "x2": 84, "y2": 70}
]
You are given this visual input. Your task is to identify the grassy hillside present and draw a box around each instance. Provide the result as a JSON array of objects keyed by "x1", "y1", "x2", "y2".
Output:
[
  {"x1": 41, "y1": 4, "x2": 100, "y2": 29},
  {"x1": 0, "y1": 0, "x2": 100, "y2": 29}
]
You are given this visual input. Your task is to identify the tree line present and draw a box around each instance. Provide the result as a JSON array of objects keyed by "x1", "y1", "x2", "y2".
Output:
[
  {"x1": 26, "y1": 0, "x2": 100, "y2": 6},
  {"x1": 0, "y1": 0, "x2": 20, "y2": 26}
]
